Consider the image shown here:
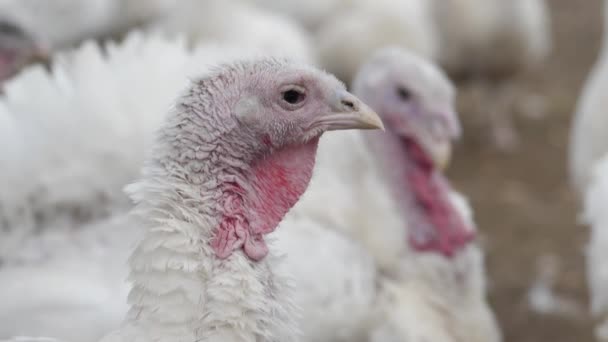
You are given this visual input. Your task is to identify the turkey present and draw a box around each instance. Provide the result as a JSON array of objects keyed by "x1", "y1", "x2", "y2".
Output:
[
  {"x1": 0, "y1": 55, "x2": 383, "y2": 341},
  {"x1": 433, "y1": 0, "x2": 552, "y2": 150},
  {"x1": 289, "y1": 46, "x2": 501, "y2": 341},
  {"x1": 150, "y1": 0, "x2": 315, "y2": 65},
  {"x1": 315, "y1": 0, "x2": 438, "y2": 84},
  {"x1": 569, "y1": 0, "x2": 608, "y2": 196},
  {"x1": 97, "y1": 58, "x2": 382, "y2": 341}
]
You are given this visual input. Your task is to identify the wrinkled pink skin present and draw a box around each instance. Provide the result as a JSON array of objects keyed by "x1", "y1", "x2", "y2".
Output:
[
  {"x1": 400, "y1": 137, "x2": 474, "y2": 257},
  {"x1": 211, "y1": 139, "x2": 320, "y2": 261}
]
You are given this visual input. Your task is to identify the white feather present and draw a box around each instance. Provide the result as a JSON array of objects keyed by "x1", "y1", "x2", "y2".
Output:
[
  {"x1": 569, "y1": 1, "x2": 608, "y2": 196},
  {"x1": 151, "y1": 0, "x2": 315, "y2": 64},
  {"x1": 316, "y1": 0, "x2": 438, "y2": 84}
]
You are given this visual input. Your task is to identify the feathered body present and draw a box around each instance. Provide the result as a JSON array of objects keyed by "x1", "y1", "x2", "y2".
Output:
[
  {"x1": 569, "y1": 0, "x2": 608, "y2": 195},
  {"x1": 432, "y1": 0, "x2": 551, "y2": 149},
  {"x1": 151, "y1": 0, "x2": 315, "y2": 64},
  {"x1": 0, "y1": 215, "x2": 140, "y2": 342},
  {"x1": 0, "y1": 0, "x2": 173, "y2": 50},
  {"x1": 249, "y1": 0, "x2": 346, "y2": 32},
  {"x1": 0, "y1": 32, "x2": 197, "y2": 257},
  {"x1": 315, "y1": 0, "x2": 438, "y2": 84},
  {"x1": 433, "y1": 0, "x2": 551, "y2": 79},
  {"x1": 584, "y1": 155, "x2": 608, "y2": 341}
]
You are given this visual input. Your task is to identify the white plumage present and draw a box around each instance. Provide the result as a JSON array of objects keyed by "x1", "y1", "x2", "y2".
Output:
[
  {"x1": 433, "y1": 0, "x2": 552, "y2": 149},
  {"x1": 151, "y1": 0, "x2": 315, "y2": 65},
  {"x1": 569, "y1": 0, "x2": 608, "y2": 196},
  {"x1": 433, "y1": 0, "x2": 551, "y2": 78},
  {"x1": 0, "y1": 32, "x2": 198, "y2": 257},
  {"x1": 248, "y1": 0, "x2": 346, "y2": 32},
  {"x1": 0, "y1": 215, "x2": 141, "y2": 342},
  {"x1": 272, "y1": 216, "x2": 378, "y2": 341},
  {"x1": 584, "y1": 154, "x2": 608, "y2": 340},
  {"x1": 0, "y1": 0, "x2": 172, "y2": 50},
  {"x1": 315, "y1": 0, "x2": 438, "y2": 84},
  {"x1": 0, "y1": 31, "x2": 235, "y2": 341}
]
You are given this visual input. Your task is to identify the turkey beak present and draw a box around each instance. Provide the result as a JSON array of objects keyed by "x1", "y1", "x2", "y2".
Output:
[
  {"x1": 30, "y1": 43, "x2": 50, "y2": 65},
  {"x1": 315, "y1": 91, "x2": 384, "y2": 131},
  {"x1": 428, "y1": 110, "x2": 460, "y2": 171},
  {"x1": 432, "y1": 141, "x2": 452, "y2": 171},
  {"x1": 410, "y1": 110, "x2": 460, "y2": 171}
]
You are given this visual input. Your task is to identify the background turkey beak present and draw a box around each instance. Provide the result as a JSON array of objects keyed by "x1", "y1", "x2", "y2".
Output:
[
  {"x1": 432, "y1": 140, "x2": 452, "y2": 171},
  {"x1": 316, "y1": 91, "x2": 384, "y2": 131},
  {"x1": 29, "y1": 43, "x2": 51, "y2": 66}
]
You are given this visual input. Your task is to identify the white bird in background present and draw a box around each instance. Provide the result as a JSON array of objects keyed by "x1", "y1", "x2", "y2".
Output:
[
  {"x1": 433, "y1": 0, "x2": 552, "y2": 150},
  {"x1": 315, "y1": 0, "x2": 438, "y2": 84},
  {"x1": 573, "y1": 4, "x2": 608, "y2": 339},
  {"x1": 249, "y1": 0, "x2": 347, "y2": 32},
  {"x1": 288, "y1": 47, "x2": 501, "y2": 342},
  {"x1": 150, "y1": 0, "x2": 315, "y2": 65},
  {"x1": 0, "y1": 32, "x2": 199, "y2": 259},
  {"x1": 583, "y1": 154, "x2": 608, "y2": 341},
  {"x1": 569, "y1": 0, "x2": 608, "y2": 197},
  {"x1": 0, "y1": 0, "x2": 173, "y2": 51}
]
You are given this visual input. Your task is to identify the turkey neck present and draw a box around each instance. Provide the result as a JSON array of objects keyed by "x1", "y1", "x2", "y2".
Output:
[
  {"x1": 364, "y1": 130, "x2": 474, "y2": 258},
  {"x1": 121, "y1": 126, "x2": 318, "y2": 341}
]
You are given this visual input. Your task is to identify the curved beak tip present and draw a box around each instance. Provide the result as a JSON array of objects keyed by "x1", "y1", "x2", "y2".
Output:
[{"x1": 364, "y1": 110, "x2": 385, "y2": 131}]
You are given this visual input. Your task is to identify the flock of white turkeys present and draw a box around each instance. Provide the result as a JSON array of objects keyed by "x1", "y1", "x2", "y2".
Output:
[{"x1": 0, "y1": 0, "x2": 602, "y2": 341}]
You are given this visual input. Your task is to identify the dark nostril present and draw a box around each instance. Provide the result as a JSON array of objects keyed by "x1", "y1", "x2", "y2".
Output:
[{"x1": 341, "y1": 99, "x2": 356, "y2": 110}]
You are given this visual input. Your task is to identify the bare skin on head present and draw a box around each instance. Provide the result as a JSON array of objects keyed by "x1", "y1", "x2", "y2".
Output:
[
  {"x1": 0, "y1": 19, "x2": 48, "y2": 84},
  {"x1": 353, "y1": 46, "x2": 474, "y2": 258},
  {"x1": 198, "y1": 60, "x2": 384, "y2": 261}
]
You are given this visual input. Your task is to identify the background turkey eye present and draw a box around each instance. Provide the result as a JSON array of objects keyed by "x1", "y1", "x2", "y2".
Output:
[
  {"x1": 397, "y1": 86, "x2": 411, "y2": 101},
  {"x1": 282, "y1": 89, "x2": 305, "y2": 104},
  {"x1": 0, "y1": 22, "x2": 23, "y2": 36}
]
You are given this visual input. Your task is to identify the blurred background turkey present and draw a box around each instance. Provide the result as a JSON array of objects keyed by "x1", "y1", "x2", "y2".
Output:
[{"x1": 0, "y1": 0, "x2": 605, "y2": 341}]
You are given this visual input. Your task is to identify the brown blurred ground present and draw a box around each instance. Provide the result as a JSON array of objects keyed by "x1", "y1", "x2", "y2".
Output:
[{"x1": 447, "y1": 1, "x2": 603, "y2": 341}]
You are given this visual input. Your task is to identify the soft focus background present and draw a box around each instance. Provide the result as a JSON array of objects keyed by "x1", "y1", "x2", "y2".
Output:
[
  {"x1": 451, "y1": 0, "x2": 600, "y2": 340},
  {"x1": 0, "y1": 0, "x2": 606, "y2": 341}
]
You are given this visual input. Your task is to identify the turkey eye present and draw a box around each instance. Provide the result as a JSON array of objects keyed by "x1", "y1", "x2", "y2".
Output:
[
  {"x1": 397, "y1": 86, "x2": 411, "y2": 101},
  {"x1": 0, "y1": 22, "x2": 23, "y2": 36},
  {"x1": 282, "y1": 89, "x2": 305, "y2": 105}
]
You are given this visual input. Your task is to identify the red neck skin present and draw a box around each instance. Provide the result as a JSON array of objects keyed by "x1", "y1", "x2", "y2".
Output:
[
  {"x1": 211, "y1": 138, "x2": 320, "y2": 261},
  {"x1": 367, "y1": 131, "x2": 475, "y2": 258}
]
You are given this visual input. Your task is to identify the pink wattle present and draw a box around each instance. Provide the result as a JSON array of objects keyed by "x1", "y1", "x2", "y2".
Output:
[
  {"x1": 211, "y1": 138, "x2": 320, "y2": 261},
  {"x1": 402, "y1": 138, "x2": 475, "y2": 257}
]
